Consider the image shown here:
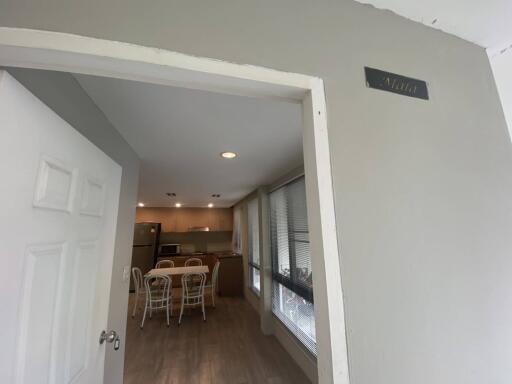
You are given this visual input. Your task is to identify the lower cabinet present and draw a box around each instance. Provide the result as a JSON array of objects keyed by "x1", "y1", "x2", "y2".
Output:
[{"x1": 217, "y1": 256, "x2": 244, "y2": 296}]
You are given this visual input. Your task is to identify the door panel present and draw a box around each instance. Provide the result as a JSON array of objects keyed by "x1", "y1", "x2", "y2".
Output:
[
  {"x1": 65, "y1": 241, "x2": 99, "y2": 383},
  {"x1": 0, "y1": 71, "x2": 121, "y2": 384},
  {"x1": 16, "y1": 243, "x2": 66, "y2": 384},
  {"x1": 80, "y1": 176, "x2": 106, "y2": 217},
  {"x1": 33, "y1": 155, "x2": 78, "y2": 213}
]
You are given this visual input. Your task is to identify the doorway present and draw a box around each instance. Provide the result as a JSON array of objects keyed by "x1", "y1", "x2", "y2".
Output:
[
  {"x1": 0, "y1": 27, "x2": 348, "y2": 384},
  {"x1": 71, "y1": 72, "x2": 311, "y2": 382}
]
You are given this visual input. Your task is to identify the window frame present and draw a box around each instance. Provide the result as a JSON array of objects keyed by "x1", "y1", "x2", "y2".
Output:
[
  {"x1": 232, "y1": 205, "x2": 243, "y2": 254},
  {"x1": 247, "y1": 197, "x2": 261, "y2": 295}
]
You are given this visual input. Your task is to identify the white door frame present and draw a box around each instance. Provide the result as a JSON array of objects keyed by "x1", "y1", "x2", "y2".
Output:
[{"x1": 0, "y1": 27, "x2": 349, "y2": 384}]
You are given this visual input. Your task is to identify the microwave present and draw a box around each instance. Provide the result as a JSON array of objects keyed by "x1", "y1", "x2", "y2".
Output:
[{"x1": 158, "y1": 243, "x2": 181, "y2": 256}]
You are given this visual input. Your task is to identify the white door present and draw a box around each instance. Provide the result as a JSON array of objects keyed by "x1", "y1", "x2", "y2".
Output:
[{"x1": 0, "y1": 71, "x2": 122, "y2": 384}]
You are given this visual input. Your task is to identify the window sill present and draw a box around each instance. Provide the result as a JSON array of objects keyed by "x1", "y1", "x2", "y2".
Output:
[
  {"x1": 272, "y1": 315, "x2": 318, "y2": 383},
  {"x1": 272, "y1": 314, "x2": 317, "y2": 360}
]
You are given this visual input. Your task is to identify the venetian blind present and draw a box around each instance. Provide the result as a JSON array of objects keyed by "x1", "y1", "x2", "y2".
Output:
[
  {"x1": 270, "y1": 176, "x2": 316, "y2": 355},
  {"x1": 270, "y1": 176, "x2": 312, "y2": 301}
]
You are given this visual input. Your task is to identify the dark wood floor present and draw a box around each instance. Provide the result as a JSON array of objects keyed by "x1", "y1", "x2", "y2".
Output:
[{"x1": 124, "y1": 294, "x2": 311, "y2": 384}]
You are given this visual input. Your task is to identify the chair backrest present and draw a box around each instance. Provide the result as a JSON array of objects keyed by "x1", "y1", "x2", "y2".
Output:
[
  {"x1": 156, "y1": 259, "x2": 174, "y2": 269},
  {"x1": 181, "y1": 272, "x2": 206, "y2": 298},
  {"x1": 211, "y1": 261, "x2": 220, "y2": 286},
  {"x1": 144, "y1": 274, "x2": 172, "y2": 300},
  {"x1": 184, "y1": 257, "x2": 202, "y2": 267},
  {"x1": 131, "y1": 267, "x2": 143, "y2": 293}
]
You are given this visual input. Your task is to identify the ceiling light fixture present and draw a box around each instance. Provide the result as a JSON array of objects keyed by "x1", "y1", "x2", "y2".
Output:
[
  {"x1": 221, "y1": 151, "x2": 237, "y2": 159},
  {"x1": 175, "y1": 203, "x2": 182, "y2": 208},
  {"x1": 208, "y1": 203, "x2": 214, "y2": 208},
  {"x1": 138, "y1": 202, "x2": 145, "y2": 207}
]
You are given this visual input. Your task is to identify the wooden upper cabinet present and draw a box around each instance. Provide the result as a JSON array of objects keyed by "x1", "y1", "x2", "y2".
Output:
[
  {"x1": 174, "y1": 209, "x2": 188, "y2": 232},
  {"x1": 206, "y1": 208, "x2": 233, "y2": 231},
  {"x1": 136, "y1": 207, "x2": 233, "y2": 232},
  {"x1": 217, "y1": 209, "x2": 233, "y2": 231},
  {"x1": 207, "y1": 210, "x2": 218, "y2": 231}
]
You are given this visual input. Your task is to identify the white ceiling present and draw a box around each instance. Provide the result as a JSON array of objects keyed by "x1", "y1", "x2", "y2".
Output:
[
  {"x1": 75, "y1": 75, "x2": 303, "y2": 208},
  {"x1": 356, "y1": 0, "x2": 512, "y2": 55}
]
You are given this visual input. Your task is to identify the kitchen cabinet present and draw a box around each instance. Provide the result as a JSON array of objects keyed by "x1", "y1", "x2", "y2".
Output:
[
  {"x1": 136, "y1": 207, "x2": 233, "y2": 232},
  {"x1": 207, "y1": 209, "x2": 233, "y2": 231},
  {"x1": 175, "y1": 209, "x2": 209, "y2": 232},
  {"x1": 217, "y1": 256, "x2": 243, "y2": 296}
]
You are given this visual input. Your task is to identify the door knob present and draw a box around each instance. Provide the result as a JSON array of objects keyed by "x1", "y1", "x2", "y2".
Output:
[{"x1": 99, "y1": 330, "x2": 121, "y2": 350}]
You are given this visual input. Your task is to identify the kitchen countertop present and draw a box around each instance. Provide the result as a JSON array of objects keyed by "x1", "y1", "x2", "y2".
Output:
[{"x1": 216, "y1": 254, "x2": 242, "y2": 259}]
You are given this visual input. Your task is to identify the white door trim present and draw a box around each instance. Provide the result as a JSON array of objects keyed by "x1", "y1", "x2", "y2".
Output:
[{"x1": 0, "y1": 27, "x2": 350, "y2": 384}]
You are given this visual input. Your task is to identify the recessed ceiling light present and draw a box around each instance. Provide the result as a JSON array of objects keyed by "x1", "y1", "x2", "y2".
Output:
[
  {"x1": 221, "y1": 151, "x2": 237, "y2": 159},
  {"x1": 175, "y1": 203, "x2": 182, "y2": 208},
  {"x1": 138, "y1": 202, "x2": 145, "y2": 207},
  {"x1": 208, "y1": 203, "x2": 214, "y2": 208}
]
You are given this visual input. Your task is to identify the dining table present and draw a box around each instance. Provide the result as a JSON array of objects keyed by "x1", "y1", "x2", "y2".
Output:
[
  {"x1": 146, "y1": 265, "x2": 211, "y2": 298},
  {"x1": 146, "y1": 265, "x2": 209, "y2": 277}
]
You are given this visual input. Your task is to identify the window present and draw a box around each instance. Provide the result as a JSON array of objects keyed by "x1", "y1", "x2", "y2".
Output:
[
  {"x1": 232, "y1": 205, "x2": 242, "y2": 254},
  {"x1": 270, "y1": 176, "x2": 316, "y2": 355},
  {"x1": 248, "y1": 198, "x2": 260, "y2": 294}
]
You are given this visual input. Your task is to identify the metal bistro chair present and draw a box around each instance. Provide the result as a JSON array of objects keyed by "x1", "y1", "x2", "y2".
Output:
[
  {"x1": 154, "y1": 260, "x2": 174, "y2": 289},
  {"x1": 140, "y1": 273, "x2": 173, "y2": 328},
  {"x1": 156, "y1": 259, "x2": 174, "y2": 269},
  {"x1": 204, "y1": 261, "x2": 220, "y2": 307},
  {"x1": 179, "y1": 272, "x2": 206, "y2": 325},
  {"x1": 131, "y1": 267, "x2": 145, "y2": 318},
  {"x1": 184, "y1": 257, "x2": 202, "y2": 267}
]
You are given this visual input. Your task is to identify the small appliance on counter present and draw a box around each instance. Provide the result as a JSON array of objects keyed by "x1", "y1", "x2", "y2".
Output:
[{"x1": 158, "y1": 243, "x2": 181, "y2": 257}]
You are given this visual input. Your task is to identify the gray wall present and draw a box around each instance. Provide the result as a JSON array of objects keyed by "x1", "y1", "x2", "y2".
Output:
[
  {"x1": 5, "y1": 68, "x2": 140, "y2": 384},
  {"x1": 2, "y1": 1, "x2": 512, "y2": 383}
]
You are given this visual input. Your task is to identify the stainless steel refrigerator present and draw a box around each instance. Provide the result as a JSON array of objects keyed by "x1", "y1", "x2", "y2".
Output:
[{"x1": 130, "y1": 222, "x2": 161, "y2": 291}]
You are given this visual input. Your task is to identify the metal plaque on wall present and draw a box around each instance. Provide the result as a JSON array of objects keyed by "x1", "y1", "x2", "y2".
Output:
[{"x1": 365, "y1": 67, "x2": 429, "y2": 100}]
